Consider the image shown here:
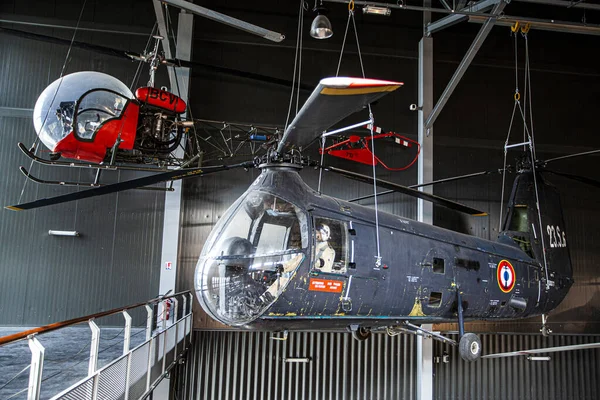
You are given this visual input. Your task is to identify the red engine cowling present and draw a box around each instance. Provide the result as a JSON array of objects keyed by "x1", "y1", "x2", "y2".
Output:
[{"x1": 135, "y1": 87, "x2": 186, "y2": 114}]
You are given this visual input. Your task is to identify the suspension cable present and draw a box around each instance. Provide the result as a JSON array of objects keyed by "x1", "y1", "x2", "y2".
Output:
[
  {"x1": 502, "y1": 26, "x2": 550, "y2": 287},
  {"x1": 524, "y1": 32, "x2": 537, "y2": 161},
  {"x1": 18, "y1": 0, "x2": 88, "y2": 205},
  {"x1": 334, "y1": 3, "x2": 382, "y2": 267},
  {"x1": 335, "y1": 8, "x2": 352, "y2": 76},
  {"x1": 284, "y1": 0, "x2": 307, "y2": 132}
]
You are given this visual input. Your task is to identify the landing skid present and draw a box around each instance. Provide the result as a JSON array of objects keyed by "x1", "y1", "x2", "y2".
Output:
[
  {"x1": 19, "y1": 167, "x2": 174, "y2": 192},
  {"x1": 18, "y1": 142, "x2": 170, "y2": 173}
]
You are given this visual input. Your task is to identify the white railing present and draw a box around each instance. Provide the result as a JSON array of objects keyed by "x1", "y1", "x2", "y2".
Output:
[{"x1": 0, "y1": 291, "x2": 193, "y2": 400}]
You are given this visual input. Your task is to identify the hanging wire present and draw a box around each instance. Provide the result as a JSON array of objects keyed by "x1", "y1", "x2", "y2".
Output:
[
  {"x1": 18, "y1": 0, "x2": 89, "y2": 205},
  {"x1": 284, "y1": 0, "x2": 307, "y2": 132},
  {"x1": 336, "y1": 9, "x2": 352, "y2": 76},
  {"x1": 0, "y1": 365, "x2": 31, "y2": 392},
  {"x1": 351, "y1": 10, "x2": 382, "y2": 267},
  {"x1": 318, "y1": 136, "x2": 326, "y2": 193},
  {"x1": 333, "y1": 4, "x2": 381, "y2": 267},
  {"x1": 500, "y1": 28, "x2": 550, "y2": 287},
  {"x1": 524, "y1": 33, "x2": 537, "y2": 161}
]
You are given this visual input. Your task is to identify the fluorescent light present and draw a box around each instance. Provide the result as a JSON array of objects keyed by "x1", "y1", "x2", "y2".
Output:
[
  {"x1": 527, "y1": 356, "x2": 551, "y2": 361},
  {"x1": 283, "y1": 357, "x2": 311, "y2": 363},
  {"x1": 48, "y1": 230, "x2": 80, "y2": 237},
  {"x1": 363, "y1": 5, "x2": 391, "y2": 16}
]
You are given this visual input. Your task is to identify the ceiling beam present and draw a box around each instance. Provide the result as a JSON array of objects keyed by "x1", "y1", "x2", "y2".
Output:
[
  {"x1": 425, "y1": 0, "x2": 508, "y2": 129},
  {"x1": 426, "y1": 0, "x2": 500, "y2": 35}
]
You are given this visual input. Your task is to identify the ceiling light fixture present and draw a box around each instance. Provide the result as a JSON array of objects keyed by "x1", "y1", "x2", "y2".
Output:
[
  {"x1": 310, "y1": 0, "x2": 333, "y2": 39},
  {"x1": 363, "y1": 5, "x2": 392, "y2": 16}
]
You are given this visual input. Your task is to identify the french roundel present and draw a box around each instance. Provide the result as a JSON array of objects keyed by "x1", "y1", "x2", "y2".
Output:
[{"x1": 497, "y1": 260, "x2": 516, "y2": 293}]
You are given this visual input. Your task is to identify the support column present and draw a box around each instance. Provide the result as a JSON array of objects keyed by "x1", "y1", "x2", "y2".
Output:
[
  {"x1": 157, "y1": 8, "x2": 193, "y2": 298},
  {"x1": 417, "y1": 2, "x2": 434, "y2": 399},
  {"x1": 155, "y1": 9, "x2": 193, "y2": 398}
]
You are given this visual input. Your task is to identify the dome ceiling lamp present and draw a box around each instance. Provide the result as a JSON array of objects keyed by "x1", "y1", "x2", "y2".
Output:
[{"x1": 310, "y1": 0, "x2": 333, "y2": 39}]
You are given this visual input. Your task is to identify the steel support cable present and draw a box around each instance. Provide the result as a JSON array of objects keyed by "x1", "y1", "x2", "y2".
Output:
[
  {"x1": 522, "y1": 32, "x2": 529, "y2": 149},
  {"x1": 296, "y1": 2, "x2": 306, "y2": 117},
  {"x1": 521, "y1": 33, "x2": 550, "y2": 288},
  {"x1": 524, "y1": 33, "x2": 537, "y2": 161},
  {"x1": 499, "y1": 101, "x2": 518, "y2": 232},
  {"x1": 0, "y1": 365, "x2": 31, "y2": 392},
  {"x1": 502, "y1": 31, "x2": 550, "y2": 290},
  {"x1": 321, "y1": 3, "x2": 353, "y2": 192},
  {"x1": 351, "y1": 11, "x2": 383, "y2": 267},
  {"x1": 284, "y1": 0, "x2": 307, "y2": 132},
  {"x1": 18, "y1": 0, "x2": 89, "y2": 205},
  {"x1": 333, "y1": 4, "x2": 383, "y2": 266}
]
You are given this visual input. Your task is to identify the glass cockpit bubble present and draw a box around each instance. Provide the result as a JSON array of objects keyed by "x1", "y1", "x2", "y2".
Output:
[
  {"x1": 33, "y1": 71, "x2": 133, "y2": 150},
  {"x1": 195, "y1": 191, "x2": 308, "y2": 326}
]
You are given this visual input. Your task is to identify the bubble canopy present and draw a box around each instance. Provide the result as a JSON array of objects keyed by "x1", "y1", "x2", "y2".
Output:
[
  {"x1": 33, "y1": 71, "x2": 133, "y2": 151},
  {"x1": 195, "y1": 190, "x2": 308, "y2": 326}
]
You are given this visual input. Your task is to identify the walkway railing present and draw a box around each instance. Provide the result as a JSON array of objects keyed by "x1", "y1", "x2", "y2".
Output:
[{"x1": 0, "y1": 290, "x2": 193, "y2": 400}]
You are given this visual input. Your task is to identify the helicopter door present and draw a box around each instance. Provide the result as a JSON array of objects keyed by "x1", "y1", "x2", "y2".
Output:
[{"x1": 342, "y1": 221, "x2": 384, "y2": 315}]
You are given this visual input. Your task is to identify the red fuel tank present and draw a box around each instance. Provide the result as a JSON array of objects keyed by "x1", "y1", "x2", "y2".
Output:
[{"x1": 135, "y1": 87, "x2": 186, "y2": 114}]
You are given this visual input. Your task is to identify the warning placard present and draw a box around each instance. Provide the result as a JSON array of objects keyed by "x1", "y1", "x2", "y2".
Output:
[{"x1": 309, "y1": 278, "x2": 344, "y2": 293}]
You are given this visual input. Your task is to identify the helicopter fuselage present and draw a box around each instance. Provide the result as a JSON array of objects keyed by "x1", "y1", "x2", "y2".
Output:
[{"x1": 195, "y1": 164, "x2": 573, "y2": 332}]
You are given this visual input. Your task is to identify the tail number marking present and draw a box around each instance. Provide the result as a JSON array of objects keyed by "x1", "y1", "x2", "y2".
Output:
[{"x1": 546, "y1": 225, "x2": 567, "y2": 248}]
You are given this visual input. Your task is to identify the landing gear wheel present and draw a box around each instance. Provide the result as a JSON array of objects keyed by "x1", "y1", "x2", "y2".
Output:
[
  {"x1": 459, "y1": 333, "x2": 481, "y2": 362},
  {"x1": 351, "y1": 326, "x2": 371, "y2": 341},
  {"x1": 541, "y1": 326, "x2": 552, "y2": 337}
]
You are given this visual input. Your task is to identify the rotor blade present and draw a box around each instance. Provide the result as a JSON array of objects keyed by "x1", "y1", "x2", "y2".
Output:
[
  {"x1": 543, "y1": 169, "x2": 600, "y2": 190},
  {"x1": 277, "y1": 77, "x2": 403, "y2": 153},
  {"x1": 0, "y1": 27, "x2": 301, "y2": 90},
  {"x1": 348, "y1": 169, "x2": 507, "y2": 202},
  {"x1": 482, "y1": 342, "x2": 600, "y2": 359},
  {"x1": 165, "y1": 58, "x2": 312, "y2": 91},
  {"x1": 324, "y1": 166, "x2": 487, "y2": 216},
  {"x1": 0, "y1": 26, "x2": 139, "y2": 60},
  {"x1": 542, "y1": 149, "x2": 600, "y2": 165},
  {"x1": 6, "y1": 162, "x2": 254, "y2": 211}
]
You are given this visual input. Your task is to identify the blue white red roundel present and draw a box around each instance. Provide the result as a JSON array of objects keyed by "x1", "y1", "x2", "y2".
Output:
[{"x1": 497, "y1": 260, "x2": 516, "y2": 293}]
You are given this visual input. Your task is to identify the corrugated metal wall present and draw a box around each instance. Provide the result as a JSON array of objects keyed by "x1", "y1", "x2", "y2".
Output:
[
  {"x1": 0, "y1": 3, "x2": 166, "y2": 325},
  {"x1": 433, "y1": 334, "x2": 600, "y2": 400},
  {"x1": 178, "y1": 331, "x2": 600, "y2": 400},
  {"x1": 184, "y1": 330, "x2": 417, "y2": 400}
]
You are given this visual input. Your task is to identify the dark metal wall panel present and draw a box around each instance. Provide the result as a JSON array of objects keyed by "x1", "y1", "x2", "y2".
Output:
[
  {"x1": 433, "y1": 334, "x2": 600, "y2": 400},
  {"x1": 185, "y1": 330, "x2": 417, "y2": 400},
  {"x1": 0, "y1": 8, "x2": 166, "y2": 326}
]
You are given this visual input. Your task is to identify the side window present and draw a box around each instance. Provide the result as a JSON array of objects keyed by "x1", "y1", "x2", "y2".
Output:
[
  {"x1": 313, "y1": 217, "x2": 348, "y2": 274},
  {"x1": 508, "y1": 205, "x2": 529, "y2": 232}
]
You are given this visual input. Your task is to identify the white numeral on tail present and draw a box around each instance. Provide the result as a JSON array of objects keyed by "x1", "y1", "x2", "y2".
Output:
[{"x1": 546, "y1": 225, "x2": 567, "y2": 248}]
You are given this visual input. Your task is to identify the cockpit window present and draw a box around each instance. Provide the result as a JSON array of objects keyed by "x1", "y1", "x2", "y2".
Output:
[
  {"x1": 312, "y1": 217, "x2": 348, "y2": 274},
  {"x1": 196, "y1": 191, "x2": 308, "y2": 325},
  {"x1": 75, "y1": 89, "x2": 130, "y2": 140},
  {"x1": 33, "y1": 71, "x2": 133, "y2": 151}
]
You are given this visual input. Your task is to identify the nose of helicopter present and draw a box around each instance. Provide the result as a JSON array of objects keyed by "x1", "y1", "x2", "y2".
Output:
[{"x1": 194, "y1": 189, "x2": 308, "y2": 326}]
